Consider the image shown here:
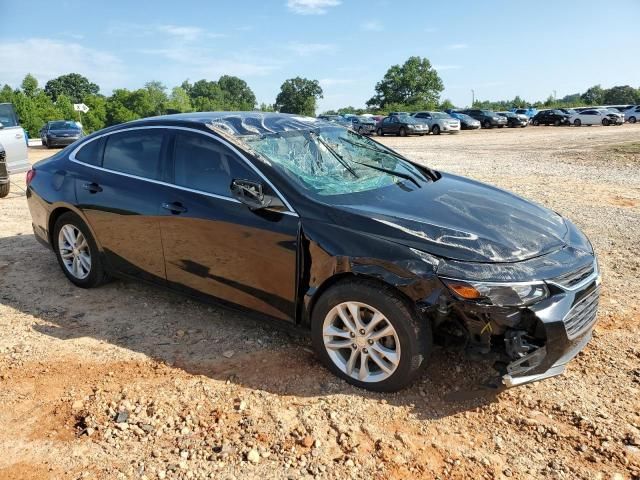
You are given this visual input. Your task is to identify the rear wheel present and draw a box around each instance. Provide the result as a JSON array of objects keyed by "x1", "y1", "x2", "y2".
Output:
[
  {"x1": 0, "y1": 183, "x2": 9, "y2": 198},
  {"x1": 573, "y1": 119, "x2": 581, "y2": 127},
  {"x1": 554, "y1": 119, "x2": 561, "y2": 126},
  {"x1": 432, "y1": 125, "x2": 441, "y2": 135},
  {"x1": 53, "y1": 212, "x2": 109, "y2": 288},
  {"x1": 483, "y1": 120, "x2": 491, "y2": 128},
  {"x1": 629, "y1": 116, "x2": 637, "y2": 124},
  {"x1": 376, "y1": 128, "x2": 383, "y2": 136},
  {"x1": 311, "y1": 279, "x2": 432, "y2": 392},
  {"x1": 399, "y1": 127, "x2": 407, "y2": 137}
]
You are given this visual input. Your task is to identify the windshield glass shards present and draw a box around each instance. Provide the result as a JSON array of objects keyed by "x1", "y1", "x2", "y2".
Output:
[{"x1": 243, "y1": 126, "x2": 427, "y2": 196}]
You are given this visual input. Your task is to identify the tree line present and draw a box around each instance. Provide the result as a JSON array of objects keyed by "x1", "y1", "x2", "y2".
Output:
[{"x1": 2, "y1": 56, "x2": 639, "y2": 137}]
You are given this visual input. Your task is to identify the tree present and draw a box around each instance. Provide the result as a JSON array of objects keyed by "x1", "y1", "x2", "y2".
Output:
[
  {"x1": 218, "y1": 75, "x2": 256, "y2": 110},
  {"x1": 581, "y1": 85, "x2": 605, "y2": 105},
  {"x1": 44, "y1": 73, "x2": 99, "y2": 103},
  {"x1": 367, "y1": 56, "x2": 443, "y2": 110},
  {"x1": 438, "y1": 99, "x2": 455, "y2": 111},
  {"x1": 143, "y1": 81, "x2": 168, "y2": 117},
  {"x1": 21, "y1": 74, "x2": 39, "y2": 98},
  {"x1": 275, "y1": 77, "x2": 323, "y2": 116},
  {"x1": 165, "y1": 87, "x2": 192, "y2": 114},
  {"x1": 81, "y1": 94, "x2": 107, "y2": 132},
  {"x1": 603, "y1": 85, "x2": 637, "y2": 105}
]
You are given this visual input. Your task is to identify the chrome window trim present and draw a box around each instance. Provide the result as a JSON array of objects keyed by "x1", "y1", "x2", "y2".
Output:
[{"x1": 68, "y1": 125, "x2": 299, "y2": 217}]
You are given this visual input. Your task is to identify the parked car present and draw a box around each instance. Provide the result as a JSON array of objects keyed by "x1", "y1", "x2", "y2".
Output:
[
  {"x1": 557, "y1": 108, "x2": 578, "y2": 116},
  {"x1": 40, "y1": 120, "x2": 84, "y2": 148},
  {"x1": 318, "y1": 115, "x2": 341, "y2": 122},
  {"x1": 389, "y1": 111, "x2": 410, "y2": 117},
  {"x1": 412, "y1": 111, "x2": 460, "y2": 134},
  {"x1": 624, "y1": 105, "x2": 640, "y2": 123},
  {"x1": 26, "y1": 111, "x2": 600, "y2": 391},
  {"x1": 0, "y1": 142, "x2": 9, "y2": 198},
  {"x1": 376, "y1": 115, "x2": 429, "y2": 136},
  {"x1": 531, "y1": 110, "x2": 571, "y2": 126},
  {"x1": 511, "y1": 108, "x2": 538, "y2": 118},
  {"x1": 0, "y1": 103, "x2": 29, "y2": 174},
  {"x1": 569, "y1": 109, "x2": 623, "y2": 126},
  {"x1": 449, "y1": 112, "x2": 481, "y2": 130},
  {"x1": 458, "y1": 109, "x2": 507, "y2": 128},
  {"x1": 351, "y1": 116, "x2": 377, "y2": 135},
  {"x1": 497, "y1": 112, "x2": 528, "y2": 128}
]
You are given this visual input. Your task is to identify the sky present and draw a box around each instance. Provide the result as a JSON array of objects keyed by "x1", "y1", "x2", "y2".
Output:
[{"x1": 1, "y1": 0, "x2": 639, "y2": 111}]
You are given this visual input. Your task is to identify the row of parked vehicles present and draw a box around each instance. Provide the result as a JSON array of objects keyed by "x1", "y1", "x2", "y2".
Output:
[{"x1": 320, "y1": 104, "x2": 640, "y2": 136}]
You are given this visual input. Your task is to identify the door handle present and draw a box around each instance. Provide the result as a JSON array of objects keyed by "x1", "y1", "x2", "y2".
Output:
[
  {"x1": 82, "y1": 182, "x2": 102, "y2": 193},
  {"x1": 161, "y1": 202, "x2": 187, "y2": 214}
]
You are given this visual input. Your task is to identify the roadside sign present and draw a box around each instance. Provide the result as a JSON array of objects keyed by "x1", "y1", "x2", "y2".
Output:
[{"x1": 73, "y1": 103, "x2": 90, "y2": 113}]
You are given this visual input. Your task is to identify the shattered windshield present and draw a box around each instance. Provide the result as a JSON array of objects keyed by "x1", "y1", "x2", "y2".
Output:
[{"x1": 243, "y1": 126, "x2": 428, "y2": 196}]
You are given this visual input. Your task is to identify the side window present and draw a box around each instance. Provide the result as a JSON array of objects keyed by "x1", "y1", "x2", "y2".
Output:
[
  {"x1": 74, "y1": 137, "x2": 104, "y2": 166},
  {"x1": 173, "y1": 132, "x2": 259, "y2": 196},
  {"x1": 382, "y1": 118, "x2": 390, "y2": 125},
  {"x1": 103, "y1": 129, "x2": 165, "y2": 180}
]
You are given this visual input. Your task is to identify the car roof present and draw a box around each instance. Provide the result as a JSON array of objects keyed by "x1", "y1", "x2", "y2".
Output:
[{"x1": 108, "y1": 112, "x2": 333, "y2": 138}]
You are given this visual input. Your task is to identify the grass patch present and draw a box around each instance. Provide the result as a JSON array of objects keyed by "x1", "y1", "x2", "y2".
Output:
[{"x1": 606, "y1": 142, "x2": 640, "y2": 155}]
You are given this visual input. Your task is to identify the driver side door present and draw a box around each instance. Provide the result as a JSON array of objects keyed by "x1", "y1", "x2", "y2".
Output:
[{"x1": 158, "y1": 129, "x2": 300, "y2": 322}]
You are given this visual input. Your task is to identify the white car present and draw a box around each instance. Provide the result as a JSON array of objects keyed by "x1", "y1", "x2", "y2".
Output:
[
  {"x1": 569, "y1": 108, "x2": 623, "y2": 127},
  {"x1": 624, "y1": 105, "x2": 640, "y2": 124},
  {"x1": 412, "y1": 111, "x2": 461, "y2": 134},
  {"x1": 0, "y1": 103, "x2": 29, "y2": 174}
]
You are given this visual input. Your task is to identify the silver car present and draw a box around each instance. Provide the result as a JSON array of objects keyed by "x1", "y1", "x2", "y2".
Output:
[
  {"x1": 412, "y1": 111, "x2": 461, "y2": 134},
  {"x1": 624, "y1": 105, "x2": 640, "y2": 123},
  {"x1": 0, "y1": 103, "x2": 29, "y2": 174}
]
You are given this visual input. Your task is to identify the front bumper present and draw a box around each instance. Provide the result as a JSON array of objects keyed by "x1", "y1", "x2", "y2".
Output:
[{"x1": 47, "y1": 136, "x2": 80, "y2": 146}]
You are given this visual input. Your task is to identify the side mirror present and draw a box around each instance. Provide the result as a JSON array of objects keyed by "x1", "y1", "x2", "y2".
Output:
[{"x1": 231, "y1": 179, "x2": 285, "y2": 211}]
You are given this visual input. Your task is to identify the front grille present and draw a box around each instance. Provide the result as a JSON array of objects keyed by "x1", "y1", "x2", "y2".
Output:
[
  {"x1": 563, "y1": 286, "x2": 600, "y2": 339},
  {"x1": 551, "y1": 262, "x2": 595, "y2": 289}
]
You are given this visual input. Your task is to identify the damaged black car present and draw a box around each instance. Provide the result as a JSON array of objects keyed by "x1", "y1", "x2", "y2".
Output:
[{"x1": 26, "y1": 112, "x2": 600, "y2": 392}]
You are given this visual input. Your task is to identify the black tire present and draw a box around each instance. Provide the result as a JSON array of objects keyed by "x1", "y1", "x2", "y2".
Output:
[
  {"x1": 483, "y1": 120, "x2": 492, "y2": 129},
  {"x1": 629, "y1": 116, "x2": 637, "y2": 124},
  {"x1": 554, "y1": 119, "x2": 561, "y2": 126},
  {"x1": 376, "y1": 128, "x2": 383, "y2": 136},
  {"x1": 311, "y1": 278, "x2": 432, "y2": 392},
  {"x1": 573, "y1": 119, "x2": 581, "y2": 127},
  {"x1": 432, "y1": 125, "x2": 441, "y2": 135},
  {"x1": 53, "y1": 212, "x2": 109, "y2": 288},
  {"x1": 0, "y1": 182, "x2": 9, "y2": 198},
  {"x1": 602, "y1": 118, "x2": 610, "y2": 126},
  {"x1": 498, "y1": 125, "x2": 504, "y2": 128},
  {"x1": 398, "y1": 127, "x2": 407, "y2": 137},
  {"x1": 533, "y1": 119, "x2": 540, "y2": 126}
]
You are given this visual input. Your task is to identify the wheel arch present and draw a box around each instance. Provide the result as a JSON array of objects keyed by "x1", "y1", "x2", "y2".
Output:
[{"x1": 47, "y1": 203, "x2": 103, "y2": 253}]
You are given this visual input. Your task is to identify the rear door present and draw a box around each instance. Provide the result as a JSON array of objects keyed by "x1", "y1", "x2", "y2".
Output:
[
  {"x1": 73, "y1": 127, "x2": 173, "y2": 283},
  {"x1": 0, "y1": 103, "x2": 29, "y2": 174},
  {"x1": 159, "y1": 129, "x2": 300, "y2": 322}
]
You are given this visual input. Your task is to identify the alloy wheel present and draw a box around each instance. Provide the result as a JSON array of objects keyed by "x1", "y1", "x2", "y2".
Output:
[
  {"x1": 58, "y1": 224, "x2": 91, "y2": 280},
  {"x1": 322, "y1": 301, "x2": 400, "y2": 383}
]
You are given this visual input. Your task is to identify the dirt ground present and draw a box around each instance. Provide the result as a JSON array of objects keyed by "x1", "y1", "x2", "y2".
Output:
[{"x1": 1, "y1": 125, "x2": 639, "y2": 480}]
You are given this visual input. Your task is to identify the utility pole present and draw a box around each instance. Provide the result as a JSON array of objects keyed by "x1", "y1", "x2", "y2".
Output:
[{"x1": 471, "y1": 89, "x2": 475, "y2": 107}]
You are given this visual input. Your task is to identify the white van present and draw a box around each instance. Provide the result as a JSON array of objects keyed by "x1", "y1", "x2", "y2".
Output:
[{"x1": 0, "y1": 103, "x2": 29, "y2": 174}]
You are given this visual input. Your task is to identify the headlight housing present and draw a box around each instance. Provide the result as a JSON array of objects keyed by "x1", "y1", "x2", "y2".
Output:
[{"x1": 442, "y1": 279, "x2": 549, "y2": 307}]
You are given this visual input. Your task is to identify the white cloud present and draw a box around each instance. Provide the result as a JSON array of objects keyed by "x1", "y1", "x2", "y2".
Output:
[
  {"x1": 286, "y1": 0, "x2": 341, "y2": 15},
  {"x1": 446, "y1": 43, "x2": 468, "y2": 50},
  {"x1": 108, "y1": 23, "x2": 225, "y2": 42},
  {"x1": 361, "y1": 20, "x2": 383, "y2": 31},
  {"x1": 434, "y1": 64, "x2": 462, "y2": 71},
  {"x1": 0, "y1": 38, "x2": 125, "y2": 92},
  {"x1": 286, "y1": 42, "x2": 336, "y2": 56}
]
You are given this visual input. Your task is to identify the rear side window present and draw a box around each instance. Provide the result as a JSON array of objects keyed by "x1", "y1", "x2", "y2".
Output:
[
  {"x1": 172, "y1": 132, "x2": 258, "y2": 196},
  {"x1": 103, "y1": 129, "x2": 165, "y2": 180},
  {"x1": 74, "y1": 138, "x2": 104, "y2": 166}
]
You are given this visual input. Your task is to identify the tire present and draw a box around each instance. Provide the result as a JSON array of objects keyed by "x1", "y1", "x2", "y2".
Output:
[
  {"x1": 432, "y1": 125, "x2": 441, "y2": 135},
  {"x1": 53, "y1": 212, "x2": 109, "y2": 288},
  {"x1": 629, "y1": 116, "x2": 637, "y2": 124},
  {"x1": 573, "y1": 119, "x2": 581, "y2": 127},
  {"x1": 602, "y1": 118, "x2": 610, "y2": 126},
  {"x1": 0, "y1": 182, "x2": 9, "y2": 198},
  {"x1": 399, "y1": 127, "x2": 407, "y2": 137},
  {"x1": 554, "y1": 119, "x2": 561, "y2": 126},
  {"x1": 533, "y1": 119, "x2": 540, "y2": 126},
  {"x1": 498, "y1": 125, "x2": 504, "y2": 128},
  {"x1": 376, "y1": 128, "x2": 383, "y2": 136},
  {"x1": 311, "y1": 278, "x2": 432, "y2": 392},
  {"x1": 483, "y1": 120, "x2": 492, "y2": 129}
]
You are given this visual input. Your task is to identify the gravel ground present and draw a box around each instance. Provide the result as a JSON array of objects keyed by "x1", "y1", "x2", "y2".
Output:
[{"x1": 0, "y1": 125, "x2": 639, "y2": 480}]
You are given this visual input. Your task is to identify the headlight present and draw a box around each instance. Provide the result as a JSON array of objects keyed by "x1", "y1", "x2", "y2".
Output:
[{"x1": 442, "y1": 278, "x2": 549, "y2": 307}]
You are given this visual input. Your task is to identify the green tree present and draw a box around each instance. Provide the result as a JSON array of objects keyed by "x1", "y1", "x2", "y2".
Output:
[
  {"x1": 189, "y1": 79, "x2": 224, "y2": 111},
  {"x1": 143, "y1": 81, "x2": 168, "y2": 117},
  {"x1": 603, "y1": 85, "x2": 637, "y2": 105},
  {"x1": 165, "y1": 87, "x2": 193, "y2": 114},
  {"x1": 218, "y1": 75, "x2": 256, "y2": 110},
  {"x1": 581, "y1": 85, "x2": 605, "y2": 105},
  {"x1": 367, "y1": 56, "x2": 443, "y2": 110},
  {"x1": 105, "y1": 89, "x2": 138, "y2": 125},
  {"x1": 275, "y1": 77, "x2": 323, "y2": 116},
  {"x1": 438, "y1": 99, "x2": 455, "y2": 111},
  {"x1": 258, "y1": 102, "x2": 275, "y2": 112},
  {"x1": 81, "y1": 94, "x2": 107, "y2": 132},
  {"x1": 21, "y1": 74, "x2": 39, "y2": 98},
  {"x1": 44, "y1": 73, "x2": 100, "y2": 103}
]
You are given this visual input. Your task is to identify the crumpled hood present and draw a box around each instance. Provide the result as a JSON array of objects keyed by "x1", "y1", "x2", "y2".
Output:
[{"x1": 330, "y1": 173, "x2": 568, "y2": 263}]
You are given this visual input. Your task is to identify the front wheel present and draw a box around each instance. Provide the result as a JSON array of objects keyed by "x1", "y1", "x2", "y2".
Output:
[
  {"x1": 483, "y1": 120, "x2": 492, "y2": 129},
  {"x1": 53, "y1": 212, "x2": 109, "y2": 288},
  {"x1": 629, "y1": 116, "x2": 637, "y2": 124},
  {"x1": 0, "y1": 182, "x2": 9, "y2": 198},
  {"x1": 399, "y1": 127, "x2": 407, "y2": 137},
  {"x1": 533, "y1": 119, "x2": 540, "y2": 126},
  {"x1": 376, "y1": 128, "x2": 383, "y2": 136},
  {"x1": 554, "y1": 119, "x2": 561, "y2": 126},
  {"x1": 573, "y1": 119, "x2": 581, "y2": 127},
  {"x1": 311, "y1": 279, "x2": 431, "y2": 392},
  {"x1": 432, "y1": 125, "x2": 441, "y2": 135},
  {"x1": 602, "y1": 118, "x2": 610, "y2": 126}
]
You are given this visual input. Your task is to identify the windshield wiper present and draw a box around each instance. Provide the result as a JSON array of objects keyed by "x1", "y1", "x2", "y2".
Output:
[
  {"x1": 349, "y1": 159, "x2": 421, "y2": 188},
  {"x1": 311, "y1": 132, "x2": 359, "y2": 178}
]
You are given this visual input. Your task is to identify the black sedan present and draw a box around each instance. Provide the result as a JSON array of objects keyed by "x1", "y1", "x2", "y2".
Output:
[
  {"x1": 531, "y1": 110, "x2": 571, "y2": 126},
  {"x1": 376, "y1": 115, "x2": 429, "y2": 136},
  {"x1": 40, "y1": 120, "x2": 84, "y2": 148},
  {"x1": 497, "y1": 112, "x2": 528, "y2": 128},
  {"x1": 26, "y1": 112, "x2": 600, "y2": 391}
]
